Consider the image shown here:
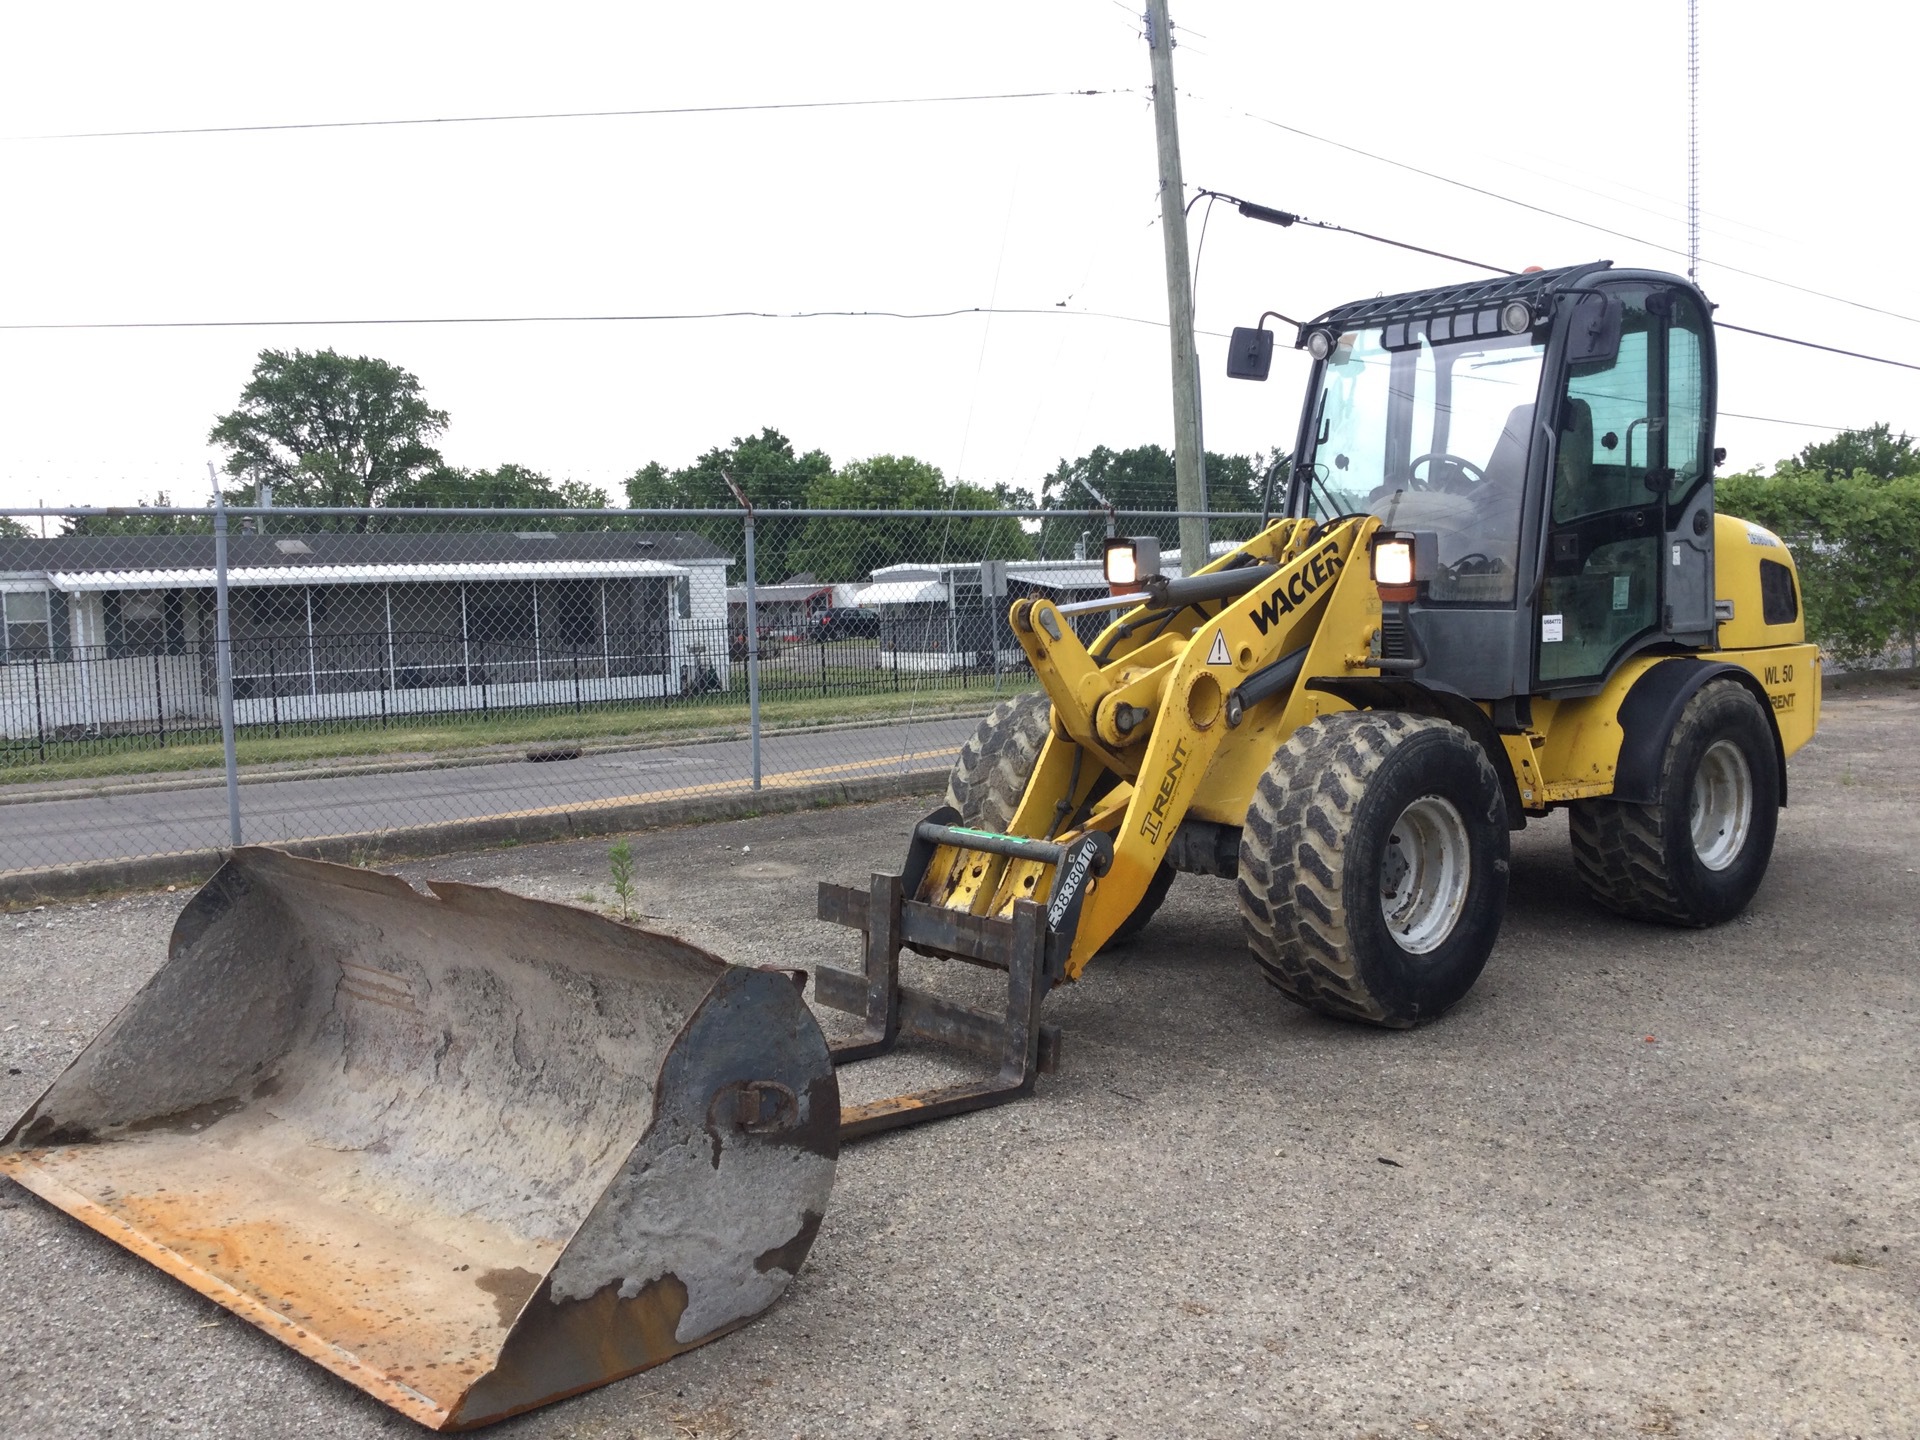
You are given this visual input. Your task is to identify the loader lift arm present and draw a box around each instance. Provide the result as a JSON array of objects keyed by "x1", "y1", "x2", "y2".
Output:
[{"x1": 810, "y1": 514, "x2": 1385, "y2": 1137}]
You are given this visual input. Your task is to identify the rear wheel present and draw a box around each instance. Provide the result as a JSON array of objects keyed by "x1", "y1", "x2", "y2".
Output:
[
  {"x1": 944, "y1": 692, "x2": 1174, "y2": 944},
  {"x1": 1237, "y1": 711, "x2": 1510, "y2": 1027},
  {"x1": 1570, "y1": 680, "x2": 1779, "y2": 926}
]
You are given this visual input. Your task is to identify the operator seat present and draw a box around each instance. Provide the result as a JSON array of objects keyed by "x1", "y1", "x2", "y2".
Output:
[
  {"x1": 1465, "y1": 404, "x2": 1533, "y2": 569},
  {"x1": 1481, "y1": 404, "x2": 1535, "y2": 492},
  {"x1": 1553, "y1": 397, "x2": 1596, "y2": 518}
]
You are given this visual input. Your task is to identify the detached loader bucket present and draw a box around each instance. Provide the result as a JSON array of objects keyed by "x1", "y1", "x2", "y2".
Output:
[{"x1": 0, "y1": 848, "x2": 838, "y2": 1431}]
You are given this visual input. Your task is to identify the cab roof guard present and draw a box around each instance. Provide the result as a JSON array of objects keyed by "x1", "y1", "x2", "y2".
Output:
[{"x1": 1297, "y1": 260, "x2": 1614, "y2": 348}]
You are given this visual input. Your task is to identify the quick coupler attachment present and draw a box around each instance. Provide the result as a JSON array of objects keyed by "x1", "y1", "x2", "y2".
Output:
[{"x1": 811, "y1": 813, "x2": 1111, "y2": 1140}]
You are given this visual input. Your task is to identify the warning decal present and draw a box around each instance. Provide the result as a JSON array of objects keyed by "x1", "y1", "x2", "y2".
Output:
[{"x1": 1207, "y1": 631, "x2": 1231, "y2": 666}]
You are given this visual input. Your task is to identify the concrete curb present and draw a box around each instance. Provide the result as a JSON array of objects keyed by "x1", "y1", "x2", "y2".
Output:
[
  {"x1": 0, "y1": 767, "x2": 949, "y2": 908},
  {"x1": 0, "y1": 703, "x2": 999, "y2": 807}
]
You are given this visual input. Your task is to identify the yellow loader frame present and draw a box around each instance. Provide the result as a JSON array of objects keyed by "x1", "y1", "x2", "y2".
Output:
[{"x1": 911, "y1": 512, "x2": 1816, "y2": 979}]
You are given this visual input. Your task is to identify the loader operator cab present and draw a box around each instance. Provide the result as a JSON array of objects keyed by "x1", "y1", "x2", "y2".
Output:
[{"x1": 1279, "y1": 261, "x2": 1718, "y2": 699}]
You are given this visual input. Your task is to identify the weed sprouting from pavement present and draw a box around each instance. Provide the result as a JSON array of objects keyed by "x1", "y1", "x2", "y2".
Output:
[{"x1": 608, "y1": 838, "x2": 637, "y2": 922}]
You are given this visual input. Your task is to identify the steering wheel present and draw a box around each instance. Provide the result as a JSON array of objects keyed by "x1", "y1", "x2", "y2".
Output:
[
  {"x1": 1447, "y1": 552, "x2": 1508, "y2": 576},
  {"x1": 1408, "y1": 452, "x2": 1486, "y2": 495}
]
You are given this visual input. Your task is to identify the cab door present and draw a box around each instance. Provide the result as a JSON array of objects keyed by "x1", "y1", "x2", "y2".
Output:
[
  {"x1": 1658, "y1": 291, "x2": 1717, "y2": 643},
  {"x1": 1536, "y1": 283, "x2": 1713, "y2": 687}
]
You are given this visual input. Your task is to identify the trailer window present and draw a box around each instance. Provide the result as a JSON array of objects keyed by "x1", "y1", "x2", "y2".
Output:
[{"x1": 3, "y1": 590, "x2": 51, "y2": 660}]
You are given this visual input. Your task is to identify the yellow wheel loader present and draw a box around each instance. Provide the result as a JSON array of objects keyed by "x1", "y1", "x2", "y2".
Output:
[
  {"x1": 810, "y1": 260, "x2": 1817, "y2": 1095},
  {"x1": 0, "y1": 262, "x2": 1820, "y2": 1428}
]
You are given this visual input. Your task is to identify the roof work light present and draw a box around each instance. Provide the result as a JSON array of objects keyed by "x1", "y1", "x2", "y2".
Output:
[{"x1": 1104, "y1": 535, "x2": 1161, "y2": 594}]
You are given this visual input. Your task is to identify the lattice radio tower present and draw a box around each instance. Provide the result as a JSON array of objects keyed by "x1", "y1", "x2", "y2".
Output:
[{"x1": 1687, "y1": 0, "x2": 1700, "y2": 279}]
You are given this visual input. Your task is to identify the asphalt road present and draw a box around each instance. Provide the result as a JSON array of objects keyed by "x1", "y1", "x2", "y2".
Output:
[
  {"x1": 1, "y1": 690, "x2": 1917, "y2": 1438},
  {"x1": 0, "y1": 712, "x2": 983, "y2": 873}
]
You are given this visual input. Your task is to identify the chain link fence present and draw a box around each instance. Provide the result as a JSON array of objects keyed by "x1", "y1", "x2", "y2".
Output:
[{"x1": 0, "y1": 502, "x2": 1260, "y2": 891}]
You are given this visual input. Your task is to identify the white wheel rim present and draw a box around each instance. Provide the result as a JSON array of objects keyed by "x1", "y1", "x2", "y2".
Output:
[
  {"x1": 1690, "y1": 738, "x2": 1753, "y2": 872},
  {"x1": 1379, "y1": 795, "x2": 1471, "y2": 954}
]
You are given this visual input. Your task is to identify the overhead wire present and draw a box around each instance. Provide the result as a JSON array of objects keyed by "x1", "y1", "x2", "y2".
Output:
[
  {"x1": 6, "y1": 88, "x2": 1131, "y2": 142},
  {"x1": 1719, "y1": 411, "x2": 1860, "y2": 432},
  {"x1": 0, "y1": 306, "x2": 1224, "y2": 334},
  {"x1": 1192, "y1": 186, "x2": 1920, "y2": 374},
  {"x1": 1193, "y1": 92, "x2": 1920, "y2": 329}
]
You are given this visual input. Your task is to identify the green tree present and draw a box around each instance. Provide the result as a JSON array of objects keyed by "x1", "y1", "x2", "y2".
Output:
[
  {"x1": 1795, "y1": 424, "x2": 1920, "y2": 482},
  {"x1": 380, "y1": 464, "x2": 610, "y2": 529},
  {"x1": 1719, "y1": 467, "x2": 1920, "y2": 666},
  {"x1": 786, "y1": 455, "x2": 1033, "y2": 582},
  {"x1": 1037, "y1": 444, "x2": 1277, "y2": 559},
  {"x1": 60, "y1": 490, "x2": 212, "y2": 536},
  {"x1": 209, "y1": 349, "x2": 449, "y2": 519},
  {"x1": 624, "y1": 428, "x2": 832, "y2": 580}
]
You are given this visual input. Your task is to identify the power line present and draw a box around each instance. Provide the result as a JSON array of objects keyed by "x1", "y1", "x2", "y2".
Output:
[
  {"x1": 1199, "y1": 185, "x2": 1920, "y2": 374},
  {"x1": 1716, "y1": 322, "x2": 1920, "y2": 374},
  {"x1": 1719, "y1": 410, "x2": 1857, "y2": 432},
  {"x1": 1197, "y1": 92, "x2": 1920, "y2": 329},
  {"x1": 1192, "y1": 190, "x2": 1508, "y2": 275},
  {"x1": 6, "y1": 88, "x2": 1129, "y2": 142},
  {"x1": 0, "y1": 305, "x2": 1201, "y2": 334}
]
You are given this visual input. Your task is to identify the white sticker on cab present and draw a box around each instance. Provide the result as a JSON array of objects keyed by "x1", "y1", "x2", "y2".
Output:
[{"x1": 1542, "y1": 613, "x2": 1565, "y2": 643}]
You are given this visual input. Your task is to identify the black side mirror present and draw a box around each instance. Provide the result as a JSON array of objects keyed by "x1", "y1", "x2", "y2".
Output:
[
  {"x1": 1226, "y1": 326, "x2": 1274, "y2": 381},
  {"x1": 1565, "y1": 292, "x2": 1622, "y2": 366}
]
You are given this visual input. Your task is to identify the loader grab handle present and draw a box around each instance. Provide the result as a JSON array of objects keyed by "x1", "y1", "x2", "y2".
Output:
[{"x1": 912, "y1": 822, "x2": 1068, "y2": 867}]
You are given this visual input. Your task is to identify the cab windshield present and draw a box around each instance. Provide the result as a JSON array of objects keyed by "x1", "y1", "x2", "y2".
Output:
[{"x1": 1296, "y1": 327, "x2": 1545, "y2": 603}]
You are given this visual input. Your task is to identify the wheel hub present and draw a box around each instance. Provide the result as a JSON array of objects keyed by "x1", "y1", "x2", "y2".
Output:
[
  {"x1": 1379, "y1": 794, "x2": 1470, "y2": 954},
  {"x1": 1690, "y1": 738, "x2": 1753, "y2": 871}
]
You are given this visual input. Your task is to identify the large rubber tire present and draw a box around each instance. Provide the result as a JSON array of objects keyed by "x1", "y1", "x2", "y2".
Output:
[
  {"x1": 1570, "y1": 680, "x2": 1780, "y2": 926},
  {"x1": 943, "y1": 692, "x2": 1175, "y2": 945},
  {"x1": 1237, "y1": 711, "x2": 1510, "y2": 1028},
  {"x1": 944, "y1": 692, "x2": 1054, "y2": 830}
]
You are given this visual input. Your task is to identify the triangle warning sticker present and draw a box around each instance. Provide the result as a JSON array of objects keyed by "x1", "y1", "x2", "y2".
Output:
[{"x1": 1207, "y1": 631, "x2": 1231, "y2": 666}]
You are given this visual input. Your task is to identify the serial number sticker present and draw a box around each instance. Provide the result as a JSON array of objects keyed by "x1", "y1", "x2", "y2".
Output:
[
  {"x1": 1612, "y1": 574, "x2": 1631, "y2": 611},
  {"x1": 1542, "y1": 613, "x2": 1565, "y2": 643}
]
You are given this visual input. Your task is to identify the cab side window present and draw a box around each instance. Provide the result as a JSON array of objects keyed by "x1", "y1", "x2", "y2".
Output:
[{"x1": 1538, "y1": 291, "x2": 1662, "y2": 685}]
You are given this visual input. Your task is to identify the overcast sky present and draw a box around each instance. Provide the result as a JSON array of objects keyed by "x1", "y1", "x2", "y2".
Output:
[{"x1": 0, "y1": 1, "x2": 1912, "y2": 511}]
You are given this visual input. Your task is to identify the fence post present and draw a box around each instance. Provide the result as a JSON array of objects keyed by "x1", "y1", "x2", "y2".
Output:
[
  {"x1": 210, "y1": 465, "x2": 244, "y2": 847},
  {"x1": 154, "y1": 650, "x2": 166, "y2": 748},
  {"x1": 31, "y1": 655, "x2": 45, "y2": 763},
  {"x1": 722, "y1": 471, "x2": 762, "y2": 791}
]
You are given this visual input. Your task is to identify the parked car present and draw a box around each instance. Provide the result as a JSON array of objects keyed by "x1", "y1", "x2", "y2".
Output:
[{"x1": 808, "y1": 607, "x2": 882, "y2": 641}]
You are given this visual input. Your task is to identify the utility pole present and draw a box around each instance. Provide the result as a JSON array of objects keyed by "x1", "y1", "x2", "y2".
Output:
[
  {"x1": 1144, "y1": 0, "x2": 1207, "y2": 572},
  {"x1": 1686, "y1": 0, "x2": 1700, "y2": 279}
]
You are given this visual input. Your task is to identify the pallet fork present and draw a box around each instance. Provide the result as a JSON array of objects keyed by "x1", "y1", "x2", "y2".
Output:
[{"x1": 811, "y1": 808, "x2": 1110, "y2": 1140}]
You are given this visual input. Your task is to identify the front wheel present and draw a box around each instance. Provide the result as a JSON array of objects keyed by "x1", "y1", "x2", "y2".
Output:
[
  {"x1": 1237, "y1": 711, "x2": 1511, "y2": 1028},
  {"x1": 944, "y1": 692, "x2": 1175, "y2": 946},
  {"x1": 1570, "y1": 680, "x2": 1780, "y2": 926}
]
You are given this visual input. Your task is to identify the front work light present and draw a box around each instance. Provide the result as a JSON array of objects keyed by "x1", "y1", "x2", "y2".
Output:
[
  {"x1": 1370, "y1": 529, "x2": 1433, "y2": 604},
  {"x1": 1305, "y1": 328, "x2": 1336, "y2": 361},
  {"x1": 1104, "y1": 535, "x2": 1161, "y2": 593},
  {"x1": 1500, "y1": 300, "x2": 1534, "y2": 335}
]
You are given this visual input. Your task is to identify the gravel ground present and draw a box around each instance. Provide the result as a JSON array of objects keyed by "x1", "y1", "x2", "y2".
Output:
[{"x1": 2, "y1": 690, "x2": 1916, "y2": 1440}]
